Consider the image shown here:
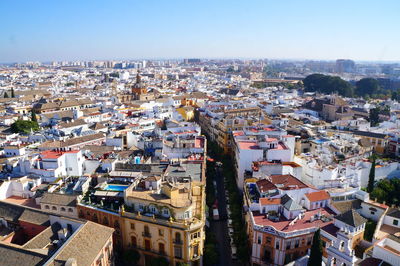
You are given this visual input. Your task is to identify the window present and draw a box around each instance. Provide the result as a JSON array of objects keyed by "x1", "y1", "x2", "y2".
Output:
[
  {"x1": 307, "y1": 237, "x2": 312, "y2": 246},
  {"x1": 145, "y1": 239, "x2": 151, "y2": 251},
  {"x1": 394, "y1": 219, "x2": 399, "y2": 226},
  {"x1": 286, "y1": 241, "x2": 291, "y2": 250},
  {"x1": 130, "y1": 223, "x2": 135, "y2": 230},
  {"x1": 159, "y1": 242, "x2": 165, "y2": 255},
  {"x1": 295, "y1": 239, "x2": 299, "y2": 248},
  {"x1": 163, "y1": 208, "x2": 170, "y2": 217},
  {"x1": 340, "y1": 241, "x2": 345, "y2": 250},
  {"x1": 175, "y1": 232, "x2": 182, "y2": 244},
  {"x1": 159, "y1": 229, "x2": 164, "y2": 236},
  {"x1": 68, "y1": 208, "x2": 73, "y2": 212},
  {"x1": 257, "y1": 236, "x2": 262, "y2": 244},
  {"x1": 131, "y1": 236, "x2": 137, "y2": 247},
  {"x1": 52, "y1": 206, "x2": 57, "y2": 211},
  {"x1": 193, "y1": 244, "x2": 199, "y2": 257},
  {"x1": 149, "y1": 205, "x2": 156, "y2": 213},
  {"x1": 45, "y1": 205, "x2": 50, "y2": 209},
  {"x1": 184, "y1": 210, "x2": 191, "y2": 219},
  {"x1": 371, "y1": 211, "x2": 375, "y2": 215},
  {"x1": 61, "y1": 207, "x2": 66, "y2": 212},
  {"x1": 275, "y1": 242, "x2": 280, "y2": 250},
  {"x1": 174, "y1": 246, "x2": 182, "y2": 259}
]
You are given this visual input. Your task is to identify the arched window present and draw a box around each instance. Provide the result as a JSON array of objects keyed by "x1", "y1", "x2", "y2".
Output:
[
  {"x1": 103, "y1": 217, "x2": 109, "y2": 226},
  {"x1": 45, "y1": 205, "x2": 50, "y2": 209},
  {"x1": 52, "y1": 206, "x2": 57, "y2": 211},
  {"x1": 68, "y1": 208, "x2": 73, "y2": 212},
  {"x1": 131, "y1": 236, "x2": 137, "y2": 247},
  {"x1": 159, "y1": 242, "x2": 165, "y2": 255},
  {"x1": 79, "y1": 210, "x2": 84, "y2": 218},
  {"x1": 61, "y1": 207, "x2": 66, "y2": 212},
  {"x1": 93, "y1": 214, "x2": 98, "y2": 222}
]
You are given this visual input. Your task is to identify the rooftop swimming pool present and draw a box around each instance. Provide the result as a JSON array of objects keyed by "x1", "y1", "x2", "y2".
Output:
[{"x1": 104, "y1": 184, "x2": 129, "y2": 192}]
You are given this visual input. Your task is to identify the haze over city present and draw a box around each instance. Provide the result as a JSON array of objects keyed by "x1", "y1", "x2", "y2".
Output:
[{"x1": 1, "y1": 0, "x2": 400, "y2": 62}]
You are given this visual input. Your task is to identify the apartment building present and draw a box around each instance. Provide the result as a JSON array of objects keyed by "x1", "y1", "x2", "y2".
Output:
[
  {"x1": 244, "y1": 174, "x2": 334, "y2": 265},
  {"x1": 232, "y1": 125, "x2": 295, "y2": 190}
]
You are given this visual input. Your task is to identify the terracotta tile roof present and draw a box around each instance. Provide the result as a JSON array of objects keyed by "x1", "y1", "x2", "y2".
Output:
[
  {"x1": 39, "y1": 133, "x2": 105, "y2": 149},
  {"x1": 332, "y1": 199, "x2": 362, "y2": 214},
  {"x1": 51, "y1": 221, "x2": 114, "y2": 266},
  {"x1": 57, "y1": 119, "x2": 87, "y2": 129},
  {"x1": 259, "y1": 197, "x2": 281, "y2": 205},
  {"x1": 305, "y1": 190, "x2": 330, "y2": 202},
  {"x1": 0, "y1": 243, "x2": 47, "y2": 266},
  {"x1": 40, "y1": 193, "x2": 77, "y2": 207}
]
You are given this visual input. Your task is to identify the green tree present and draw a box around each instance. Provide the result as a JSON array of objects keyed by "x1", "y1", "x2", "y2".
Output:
[
  {"x1": 370, "y1": 178, "x2": 400, "y2": 207},
  {"x1": 367, "y1": 155, "x2": 377, "y2": 193},
  {"x1": 204, "y1": 243, "x2": 218, "y2": 266},
  {"x1": 356, "y1": 78, "x2": 380, "y2": 97},
  {"x1": 122, "y1": 249, "x2": 140, "y2": 266},
  {"x1": 364, "y1": 219, "x2": 377, "y2": 241},
  {"x1": 149, "y1": 256, "x2": 169, "y2": 266},
  {"x1": 4, "y1": 92, "x2": 9, "y2": 98},
  {"x1": 369, "y1": 108, "x2": 380, "y2": 127},
  {"x1": 308, "y1": 229, "x2": 322, "y2": 266},
  {"x1": 303, "y1": 74, "x2": 353, "y2": 97},
  {"x1": 31, "y1": 110, "x2": 38, "y2": 122},
  {"x1": 11, "y1": 88, "x2": 15, "y2": 98},
  {"x1": 10, "y1": 120, "x2": 39, "y2": 134}
]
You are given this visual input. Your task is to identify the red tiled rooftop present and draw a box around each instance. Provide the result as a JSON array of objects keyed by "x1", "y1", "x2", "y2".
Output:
[
  {"x1": 282, "y1": 162, "x2": 301, "y2": 168},
  {"x1": 256, "y1": 175, "x2": 309, "y2": 192},
  {"x1": 40, "y1": 150, "x2": 79, "y2": 159},
  {"x1": 233, "y1": 131, "x2": 244, "y2": 136},
  {"x1": 260, "y1": 197, "x2": 281, "y2": 205},
  {"x1": 252, "y1": 207, "x2": 335, "y2": 232},
  {"x1": 365, "y1": 200, "x2": 389, "y2": 209},
  {"x1": 305, "y1": 190, "x2": 330, "y2": 202}
]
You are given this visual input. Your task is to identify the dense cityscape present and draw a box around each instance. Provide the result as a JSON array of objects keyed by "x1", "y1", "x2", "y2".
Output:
[
  {"x1": 0, "y1": 58, "x2": 399, "y2": 266},
  {"x1": 2, "y1": 0, "x2": 400, "y2": 265}
]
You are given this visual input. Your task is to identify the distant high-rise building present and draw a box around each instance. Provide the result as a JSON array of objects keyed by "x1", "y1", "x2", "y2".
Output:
[
  {"x1": 184, "y1": 58, "x2": 201, "y2": 64},
  {"x1": 335, "y1": 59, "x2": 355, "y2": 73}
]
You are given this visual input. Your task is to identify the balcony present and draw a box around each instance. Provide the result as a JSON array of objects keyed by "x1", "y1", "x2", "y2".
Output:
[{"x1": 142, "y1": 231, "x2": 152, "y2": 238}]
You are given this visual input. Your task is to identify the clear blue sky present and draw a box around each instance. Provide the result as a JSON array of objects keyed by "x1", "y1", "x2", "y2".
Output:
[{"x1": 1, "y1": 0, "x2": 400, "y2": 63}]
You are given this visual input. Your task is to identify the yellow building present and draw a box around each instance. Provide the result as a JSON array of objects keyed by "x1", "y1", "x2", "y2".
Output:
[
  {"x1": 120, "y1": 167, "x2": 206, "y2": 266},
  {"x1": 213, "y1": 107, "x2": 262, "y2": 154},
  {"x1": 176, "y1": 106, "x2": 195, "y2": 121},
  {"x1": 78, "y1": 162, "x2": 206, "y2": 266}
]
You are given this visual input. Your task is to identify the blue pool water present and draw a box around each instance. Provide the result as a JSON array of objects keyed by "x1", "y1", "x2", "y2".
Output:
[{"x1": 104, "y1": 185, "x2": 129, "y2": 192}]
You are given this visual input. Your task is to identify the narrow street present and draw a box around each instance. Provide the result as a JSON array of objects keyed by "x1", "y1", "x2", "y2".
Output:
[{"x1": 209, "y1": 166, "x2": 233, "y2": 266}]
